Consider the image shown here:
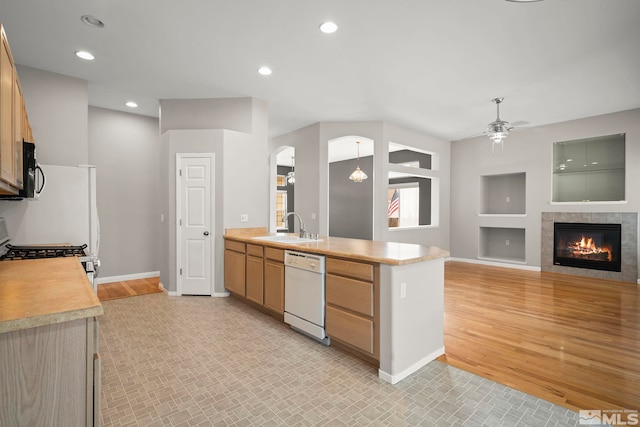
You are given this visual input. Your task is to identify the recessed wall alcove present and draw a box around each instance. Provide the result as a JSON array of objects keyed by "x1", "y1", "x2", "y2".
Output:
[{"x1": 541, "y1": 212, "x2": 638, "y2": 283}]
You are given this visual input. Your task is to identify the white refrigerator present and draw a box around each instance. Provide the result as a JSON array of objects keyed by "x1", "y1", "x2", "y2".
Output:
[{"x1": 11, "y1": 164, "x2": 100, "y2": 258}]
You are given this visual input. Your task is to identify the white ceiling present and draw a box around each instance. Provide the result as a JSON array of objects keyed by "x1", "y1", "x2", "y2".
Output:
[{"x1": 1, "y1": 0, "x2": 638, "y2": 142}]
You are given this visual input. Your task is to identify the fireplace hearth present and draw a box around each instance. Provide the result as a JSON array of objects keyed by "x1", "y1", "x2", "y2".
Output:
[{"x1": 553, "y1": 222, "x2": 621, "y2": 272}]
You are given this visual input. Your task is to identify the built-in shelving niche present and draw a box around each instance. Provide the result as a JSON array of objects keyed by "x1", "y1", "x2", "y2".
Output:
[
  {"x1": 479, "y1": 227, "x2": 526, "y2": 264},
  {"x1": 479, "y1": 172, "x2": 526, "y2": 215}
]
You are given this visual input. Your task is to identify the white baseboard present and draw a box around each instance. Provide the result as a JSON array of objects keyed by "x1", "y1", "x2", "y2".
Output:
[
  {"x1": 213, "y1": 292, "x2": 230, "y2": 297},
  {"x1": 378, "y1": 347, "x2": 445, "y2": 385},
  {"x1": 95, "y1": 271, "x2": 160, "y2": 285},
  {"x1": 448, "y1": 257, "x2": 541, "y2": 272}
]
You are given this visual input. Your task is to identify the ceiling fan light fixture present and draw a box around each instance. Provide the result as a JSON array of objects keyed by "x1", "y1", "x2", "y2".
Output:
[
  {"x1": 486, "y1": 97, "x2": 513, "y2": 151},
  {"x1": 287, "y1": 156, "x2": 295, "y2": 184}
]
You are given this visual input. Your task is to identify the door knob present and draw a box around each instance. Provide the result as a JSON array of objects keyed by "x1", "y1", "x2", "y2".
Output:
[{"x1": 203, "y1": 231, "x2": 210, "y2": 236}]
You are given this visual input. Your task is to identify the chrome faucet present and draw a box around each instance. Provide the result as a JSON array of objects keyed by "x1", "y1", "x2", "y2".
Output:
[{"x1": 282, "y1": 212, "x2": 307, "y2": 238}]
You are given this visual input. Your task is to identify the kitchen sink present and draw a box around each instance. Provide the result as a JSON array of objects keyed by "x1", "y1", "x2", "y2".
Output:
[{"x1": 251, "y1": 234, "x2": 322, "y2": 244}]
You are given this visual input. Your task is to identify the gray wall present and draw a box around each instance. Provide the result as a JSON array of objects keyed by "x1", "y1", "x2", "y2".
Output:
[
  {"x1": 270, "y1": 120, "x2": 451, "y2": 251},
  {"x1": 329, "y1": 156, "x2": 374, "y2": 240},
  {"x1": 159, "y1": 98, "x2": 269, "y2": 294},
  {"x1": 1, "y1": 66, "x2": 89, "y2": 245},
  {"x1": 16, "y1": 65, "x2": 88, "y2": 166},
  {"x1": 451, "y1": 108, "x2": 640, "y2": 276},
  {"x1": 88, "y1": 107, "x2": 161, "y2": 277},
  {"x1": 268, "y1": 123, "x2": 322, "y2": 234},
  {"x1": 160, "y1": 98, "x2": 254, "y2": 134}
]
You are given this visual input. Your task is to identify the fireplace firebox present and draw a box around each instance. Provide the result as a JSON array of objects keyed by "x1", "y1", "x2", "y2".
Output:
[{"x1": 553, "y1": 222, "x2": 621, "y2": 272}]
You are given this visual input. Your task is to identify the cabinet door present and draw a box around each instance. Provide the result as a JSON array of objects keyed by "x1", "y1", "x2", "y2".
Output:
[
  {"x1": 224, "y1": 249, "x2": 246, "y2": 296},
  {"x1": 13, "y1": 76, "x2": 22, "y2": 188},
  {"x1": 264, "y1": 260, "x2": 284, "y2": 314},
  {"x1": 326, "y1": 305, "x2": 374, "y2": 355},
  {"x1": 246, "y1": 255, "x2": 264, "y2": 304},
  {"x1": 0, "y1": 29, "x2": 16, "y2": 187}
]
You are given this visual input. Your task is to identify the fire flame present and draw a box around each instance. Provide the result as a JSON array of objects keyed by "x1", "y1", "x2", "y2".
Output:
[{"x1": 568, "y1": 235, "x2": 612, "y2": 261}]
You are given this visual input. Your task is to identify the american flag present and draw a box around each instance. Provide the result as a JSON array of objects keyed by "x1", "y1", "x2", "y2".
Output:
[{"x1": 388, "y1": 189, "x2": 399, "y2": 217}]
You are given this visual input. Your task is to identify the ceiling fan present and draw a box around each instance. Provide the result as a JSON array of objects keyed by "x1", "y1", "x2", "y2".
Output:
[{"x1": 485, "y1": 97, "x2": 528, "y2": 151}]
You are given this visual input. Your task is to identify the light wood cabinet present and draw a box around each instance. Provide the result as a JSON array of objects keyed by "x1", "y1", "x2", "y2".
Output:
[
  {"x1": 224, "y1": 239, "x2": 286, "y2": 316},
  {"x1": 246, "y1": 244, "x2": 264, "y2": 304},
  {"x1": 326, "y1": 257, "x2": 379, "y2": 360},
  {"x1": 0, "y1": 22, "x2": 32, "y2": 195},
  {"x1": 264, "y1": 247, "x2": 285, "y2": 314},
  {"x1": 13, "y1": 75, "x2": 23, "y2": 188},
  {"x1": 0, "y1": 23, "x2": 16, "y2": 191},
  {"x1": 224, "y1": 240, "x2": 246, "y2": 296},
  {"x1": 0, "y1": 316, "x2": 101, "y2": 426}
]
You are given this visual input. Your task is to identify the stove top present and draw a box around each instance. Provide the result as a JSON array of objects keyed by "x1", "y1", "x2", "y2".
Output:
[{"x1": 1, "y1": 244, "x2": 88, "y2": 260}]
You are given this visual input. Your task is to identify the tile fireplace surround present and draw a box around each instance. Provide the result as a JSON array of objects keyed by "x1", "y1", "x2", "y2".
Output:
[{"x1": 541, "y1": 212, "x2": 638, "y2": 283}]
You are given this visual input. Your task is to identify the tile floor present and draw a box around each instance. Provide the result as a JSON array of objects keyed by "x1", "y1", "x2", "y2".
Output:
[{"x1": 100, "y1": 293, "x2": 583, "y2": 427}]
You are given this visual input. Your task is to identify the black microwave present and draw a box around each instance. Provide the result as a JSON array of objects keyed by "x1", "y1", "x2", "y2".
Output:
[{"x1": 0, "y1": 141, "x2": 45, "y2": 200}]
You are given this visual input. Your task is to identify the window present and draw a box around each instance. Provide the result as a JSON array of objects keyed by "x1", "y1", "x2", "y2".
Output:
[
  {"x1": 387, "y1": 141, "x2": 439, "y2": 229},
  {"x1": 388, "y1": 185, "x2": 420, "y2": 228},
  {"x1": 276, "y1": 190, "x2": 288, "y2": 230}
]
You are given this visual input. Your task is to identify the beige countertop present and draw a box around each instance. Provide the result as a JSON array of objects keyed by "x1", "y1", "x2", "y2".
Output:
[
  {"x1": 0, "y1": 257, "x2": 103, "y2": 333},
  {"x1": 225, "y1": 228, "x2": 450, "y2": 265}
]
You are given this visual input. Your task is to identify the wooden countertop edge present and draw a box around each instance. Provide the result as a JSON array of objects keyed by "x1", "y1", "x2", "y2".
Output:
[
  {"x1": 224, "y1": 233, "x2": 450, "y2": 265},
  {"x1": 0, "y1": 304, "x2": 103, "y2": 334}
]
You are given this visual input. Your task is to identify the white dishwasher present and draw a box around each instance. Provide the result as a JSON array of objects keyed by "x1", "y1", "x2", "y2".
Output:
[{"x1": 284, "y1": 250, "x2": 330, "y2": 345}]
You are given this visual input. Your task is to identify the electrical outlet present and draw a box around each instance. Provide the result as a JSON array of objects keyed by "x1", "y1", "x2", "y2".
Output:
[
  {"x1": 400, "y1": 282, "x2": 407, "y2": 299},
  {"x1": 240, "y1": 214, "x2": 249, "y2": 223},
  {"x1": 506, "y1": 239, "x2": 510, "y2": 246},
  {"x1": 311, "y1": 213, "x2": 317, "y2": 220},
  {"x1": 160, "y1": 214, "x2": 164, "y2": 223},
  {"x1": 506, "y1": 196, "x2": 511, "y2": 203}
]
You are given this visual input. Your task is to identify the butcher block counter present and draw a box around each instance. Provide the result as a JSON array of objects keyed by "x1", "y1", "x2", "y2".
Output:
[
  {"x1": 0, "y1": 257, "x2": 102, "y2": 426},
  {"x1": 0, "y1": 257, "x2": 103, "y2": 333},
  {"x1": 225, "y1": 227, "x2": 449, "y2": 385}
]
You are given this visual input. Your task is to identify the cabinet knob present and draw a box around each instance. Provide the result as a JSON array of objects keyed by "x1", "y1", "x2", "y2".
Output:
[{"x1": 203, "y1": 231, "x2": 210, "y2": 236}]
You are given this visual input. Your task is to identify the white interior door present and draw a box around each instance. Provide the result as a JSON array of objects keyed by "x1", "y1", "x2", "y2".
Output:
[{"x1": 178, "y1": 154, "x2": 214, "y2": 295}]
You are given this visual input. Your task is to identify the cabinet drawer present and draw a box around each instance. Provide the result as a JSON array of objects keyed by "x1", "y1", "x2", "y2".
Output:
[
  {"x1": 326, "y1": 274, "x2": 373, "y2": 317},
  {"x1": 246, "y1": 244, "x2": 263, "y2": 257},
  {"x1": 264, "y1": 247, "x2": 284, "y2": 262},
  {"x1": 327, "y1": 258, "x2": 374, "y2": 282},
  {"x1": 225, "y1": 239, "x2": 245, "y2": 253},
  {"x1": 326, "y1": 306, "x2": 374, "y2": 355}
]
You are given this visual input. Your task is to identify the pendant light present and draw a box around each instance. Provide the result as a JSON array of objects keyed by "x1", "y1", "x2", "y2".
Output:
[
  {"x1": 349, "y1": 141, "x2": 368, "y2": 183},
  {"x1": 287, "y1": 156, "x2": 295, "y2": 185}
]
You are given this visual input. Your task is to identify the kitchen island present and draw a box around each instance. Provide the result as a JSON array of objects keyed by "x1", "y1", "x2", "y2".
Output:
[
  {"x1": 224, "y1": 228, "x2": 450, "y2": 384},
  {"x1": 0, "y1": 257, "x2": 103, "y2": 426}
]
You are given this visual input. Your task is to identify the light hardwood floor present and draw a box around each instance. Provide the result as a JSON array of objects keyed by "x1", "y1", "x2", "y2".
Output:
[
  {"x1": 97, "y1": 277, "x2": 162, "y2": 301},
  {"x1": 439, "y1": 261, "x2": 640, "y2": 412}
]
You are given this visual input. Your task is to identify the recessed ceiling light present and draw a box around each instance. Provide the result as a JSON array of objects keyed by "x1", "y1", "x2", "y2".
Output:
[
  {"x1": 75, "y1": 50, "x2": 95, "y2": 60},
  {"x1": 125, "y1": 101, "x2": 138, "y2": 108},
  {"x1": 258, "y1": 66, "x2": 272, "y2": 76},
  {"x1": 81, "y1": 15, "x2": 105, "y2": 28},
  {"x1": 319, "y1": 21, "x2": 338, "y2": 34}
]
